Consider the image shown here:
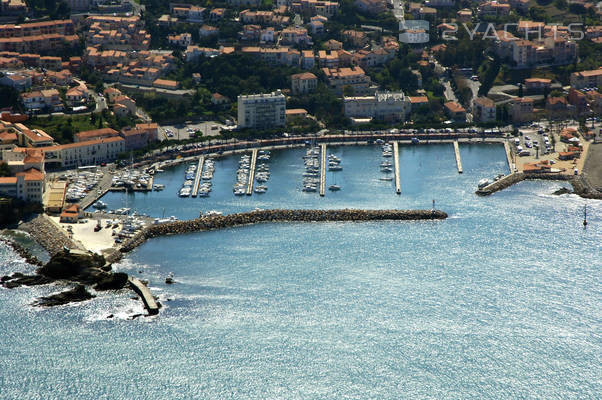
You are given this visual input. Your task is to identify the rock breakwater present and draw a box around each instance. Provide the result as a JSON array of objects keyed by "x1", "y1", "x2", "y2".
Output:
[{"x1": 120, "y1": 209, "x2": 448, "y2": 253}]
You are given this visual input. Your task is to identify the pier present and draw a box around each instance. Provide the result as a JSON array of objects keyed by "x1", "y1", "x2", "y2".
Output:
[
  {"x1": 393, "y1": 141, "x2": 401, "y2": 194},
  {"x1": 128, "y1": 276, "x2": 159, "y2": 315},
  {"x1": 320, "y1": 143, "x2": 327, "y2": 196},
  {"x1": 247, "y1": 149, "x2": 258, "y2": 195},
  {"x1": 453, "y1": 141, "x2": 463, "y2": 173},
  {"x1": 191, "y1": 156, "x2": 205, "y2": 197},
  {"x1": 504, "y1": 141, "x2": 514, "y2": 172}
]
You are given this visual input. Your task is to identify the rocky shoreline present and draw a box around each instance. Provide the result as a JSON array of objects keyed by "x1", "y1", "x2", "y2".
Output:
[
  {"x1": 0, "y1": 235, "x2": 43, "y2": 267},
  {"x1": 120, "y1": 208, "x2": 448, "y2": 253},
  {"x1": 17, "y1": 214, "x2": 83, "y2": 256},
  {"x1": 1, "y1": 249, "x2": 131, "y2": 308}
]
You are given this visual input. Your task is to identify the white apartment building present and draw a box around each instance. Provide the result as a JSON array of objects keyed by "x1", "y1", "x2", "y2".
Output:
[
  {"x1": 238, "y1": 90, "x2": 286, "y2": 129},
  {"x1": 344, "y1": 91, "x2": 410, "y2": 122}
]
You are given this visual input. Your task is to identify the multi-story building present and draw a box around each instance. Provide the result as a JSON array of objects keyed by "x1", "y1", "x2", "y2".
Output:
[
  {"x1": 237, "y1": 90, "x2": 286, "y2": 129},
  {"x1": 291, "y1": 72, "x2": 318, "y2": 95},
  {"x1": 120, "y1": 123, "x2": 159, "y2": 150},
  {"x1": 42, "y1": 137, "x2": 126, "y2": 168},
  {"x1": 0, "y1": 147, "x2": 45, "y2": 203},
  {"x1": 509, "y1": 97, "x2": 534, "y2": 122},
  {"x1": 322, "y1": 66, "x2": 374, "y2": 96},
  {"x1": 184, "y1": 45, "x2": 220, "y2": 62},
  {"x1": 290, "y1": 0, "x2": 339, "y2": 17},
  {"x1": 472, "y1": 97, "x2": 496, "y2": 122},
  {"x1": 280, "y1": 27, "x2": 312, "y2": 46},
  {"x1": 344, "y1": 91, "x2": 410, "y2": 122},
  {"x1": 74, "y1": 128, "x2": 120, "y2": 143},
  {"x1": 168, "y1": 33, "x2": 192, "y2": 47},
  {"x1": 169, "y1": 3, "x2": 206, "y2": 23},
  {"x1": 20, "y1": 89, "x2": 63, "y2": 112},
  {"x1": 524, "y1": 78, "x2": 551, "y2": 92},
  {"x1": 0, "y1": 0, "x2": 28, "y2": 15},
  {"x1": 570, "y1": 68, "x2": 602, "y2": 89}
]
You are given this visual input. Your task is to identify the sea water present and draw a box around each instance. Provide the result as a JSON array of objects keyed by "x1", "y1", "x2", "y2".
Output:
[{"x1": 0, "y1": 143, "x2": 600, "y2": 399}]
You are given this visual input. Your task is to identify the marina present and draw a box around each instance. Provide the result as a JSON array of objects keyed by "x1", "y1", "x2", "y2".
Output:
[{"x1": 454, "y1": 140, "x2": 463, "y2": 174}]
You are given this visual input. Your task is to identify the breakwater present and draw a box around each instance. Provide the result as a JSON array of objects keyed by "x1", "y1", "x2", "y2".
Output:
[
  {"x1": 0, "y1": 235, "x2": 43, "y2": 266},
  {"x1": 120, "y1": 209, "x2": 448, "y2": 253},
  {"x1": 18, "y1": 215, "x2": 83, "y2": 256},
  {"x1": 476, "y1": 172, "x2": 602, "y2": 199}
]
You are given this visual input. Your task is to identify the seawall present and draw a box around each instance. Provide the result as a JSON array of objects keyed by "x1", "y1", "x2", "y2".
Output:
[
  {"x1": 476, "y1": 172, "x2": 602, "y2": 199},
  {"x1": 120, "y1": 209, "x2": 448, "y2": 253}
]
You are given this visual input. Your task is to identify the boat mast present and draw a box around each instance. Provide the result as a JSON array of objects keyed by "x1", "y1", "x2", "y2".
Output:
[{"x1": 583, "y1": 204, "x2": 587, "y2": 227}]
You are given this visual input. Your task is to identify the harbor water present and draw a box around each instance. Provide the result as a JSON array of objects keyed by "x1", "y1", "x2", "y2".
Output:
[{"x1": 0, "y1": 143, "x2": 600, "y2": 399}]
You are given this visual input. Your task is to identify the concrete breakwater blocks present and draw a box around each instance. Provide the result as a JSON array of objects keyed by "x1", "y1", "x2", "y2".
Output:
[{"x1": 120, "y1": 209, "x2": 448, "y2": 253}]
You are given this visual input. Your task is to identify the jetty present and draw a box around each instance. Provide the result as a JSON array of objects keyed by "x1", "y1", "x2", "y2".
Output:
[
  {"x1": 128, "y1": 276, "x2": 159, "y2": 316},
  {"x1": 504, "y1": 141, "x2": 514, "y2": 172},
  {"x1": 120, "y1": 209, "x2": 449, "y2": 254},
  {"x1": 191, "y1": 156, "x2": 205, "y2": 197},
  {"x1": 247, "y1": 149, "x2": 258, "y2": 196},
  {"x1": 393, "y1": 141, "x2": 401, "y2": 194},
  {"x1": 453, "y1": 141, "x2": 463, "y2": 173},
  {"x1": 320, "y1": 143, "x2": 327, "y2": 196}
]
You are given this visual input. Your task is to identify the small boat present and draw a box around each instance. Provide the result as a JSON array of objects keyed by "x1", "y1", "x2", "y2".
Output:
[
  {"x1": 478, "y1": 178, "x2": 491, "y2": 189},
  {"x1": 254, "y1": 185, "x2": 268, "y2": 194},
  {"x1": 328, "y1": 184, "x2": 341, "y2": 191},
  {"x1": 205, "y1": 210, "x2": 223, "y2": 217},
  {"x1": 165, "y1": 273, "x2": 174, "y2": 284},
  {"x1": 153, "y1": 184, "x2": 165, "y2": 191},
  {"x1": 93, "y1": 201, "x2": 107, "y2": 209},
  {"x1": 379, "y1": 176, "x2": 393, "y2": 181},
  {"x1": 234, "y1": 189, "x2": 246, "y2": 196},
  {"x1": 329, "y1": 165, "x2": 342, "y2": 171},
  {"x1": 381, "y1": 167, "x2": 393, "y2": 173}
]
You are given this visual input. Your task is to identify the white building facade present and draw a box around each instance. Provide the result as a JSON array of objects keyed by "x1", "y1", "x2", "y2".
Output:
[{"x1": 237, "y1": 90, "x2": 286, "y2": 129}]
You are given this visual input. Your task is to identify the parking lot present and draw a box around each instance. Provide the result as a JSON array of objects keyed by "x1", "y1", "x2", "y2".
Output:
[{"x1": 159, "y1": 121, "x2": 231, "y2": 141}]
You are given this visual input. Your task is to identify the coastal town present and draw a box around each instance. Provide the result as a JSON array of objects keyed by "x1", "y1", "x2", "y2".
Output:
[
  {"x1": 0, "y1": 0, "x2": 600, "y2": 396},
  {"x1": 0, "y1": 0, "x2": 600, "y2": 261}
]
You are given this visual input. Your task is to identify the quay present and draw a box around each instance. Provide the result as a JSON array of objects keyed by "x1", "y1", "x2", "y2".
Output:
[
  {"x1": 393, "y1": 141, "x2": 401, "y2": 194},
  {"x1": 320, "y1": 143, "x2": 327, "y2": 196},
  {"x1": 453, "y1": 141, "x2": 463, "y2": 173},
  {"x1": 247, "y1": 149, "x2": 258, "y2": 196},
  {"x1": 191, "y1": 156, "x2": 205, "y2": 197},
  {"x1": 504, "y1": 141, "x2": 514, "y2": 173},
  {"x1": 128, "y1": 276, "x2": 159, "y2": 316}
]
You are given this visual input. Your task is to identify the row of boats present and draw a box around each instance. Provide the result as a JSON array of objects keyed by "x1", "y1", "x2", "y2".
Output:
[
  {"x1": 302, "y1": 147, "x2": 342, "y2": 192},
  {"x1": 233, "y1": 154, "x2": 251, "y2": 195},
  {"x1": 65, "y1": 170, "x2": 103, "y2": 202},
  {"x1": 233, "y1": 150, "x2": 271, "y2": 195},
  {"x1": 379, "y1": 143, "x2": 394, "y2": 181},
  {"x1": 178, "y1": 159, "x2": 216, "y2": 197}
]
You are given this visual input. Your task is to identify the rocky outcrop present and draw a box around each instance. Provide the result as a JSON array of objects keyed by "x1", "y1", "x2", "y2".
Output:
[
  {"x1": 0, "y1": 236, "x2": 43, "y2": 266},
  {"x1": 570, "y1": 175, "x2": 602, "y2": 200},
  {"x1": 120, "y1": 209, "x2": 448, "y2": 253},
  {"x1": 33, "y1": 285, "x2": 95, "y2": 307}
]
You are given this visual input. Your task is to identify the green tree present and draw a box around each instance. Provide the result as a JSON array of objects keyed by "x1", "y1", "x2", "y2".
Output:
[{"x1": 0, "y1": 162, "x2": 10, "y2": 177}]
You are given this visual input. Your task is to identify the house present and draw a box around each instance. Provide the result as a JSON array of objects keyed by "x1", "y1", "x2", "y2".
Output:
[
  {"x1": 113, "y1": 95, "x2": 136, "y2": 117},
  {"x1": 354, "y1": 0, "x2": 387, "y2": 15},
  {"x1": 444, "y1": 101, "x2": 466, "y2": 121},
  {"x1": 280, "y1": 27, "x2": 312, "y2": 46},
  {"x1": 286, "y1": 108, "x2": 309, "y2": 122},
  {"x1": 65, "y1": 85, "x2": 90, "y2": 106},
  {"x1": 473, "y1": 97, "x2": 496, "y2": 122},
  {"x1": 301, "y1": 50, "x2": 315, "y2": 69},
  {"x1": 290, "y1": 0, "x2": 339, "y2": 17},
  {"x1": 324, "y1": 39, "x2": 342, "y2": 50},
  {"x1": 211, "y1": 93, "x2": 230, "y2": 105},
  {"x1": 199, "y1": 25, "x2": 219, "y2": 38},
  {"x1": 524, "y1": 78, "x2": 551, "y2": 92},
  {"x1": 103, "y1": 87, "x2": 122, "y2": 103},
  {"x1": 478, "y1": 1, "x2": 510, "y2": 17},
  {"x1": 409, "y1": 96, "x2": 429, "y2": 112},
  {"x1": 60, "y1": 204, "x2": 83, "y2": 223},
  {"x1": 456, "y1": 8, "x2": 472, "y2": 22},
  {"x1": 291, "y1": 72, "x2": 318, "y2": 95},
  {"x1": 567, "y1": 88, "x2": 588, "y2": 112},
  {"x1": 0, "y1": 72, "x2": 31, "y2": 91},
  {"x1": 153, "y1": 79, "x2": 180, "y2": 90},
  {"x1": 545, "y1": 96, "x2": 569, "y2": 114}
]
